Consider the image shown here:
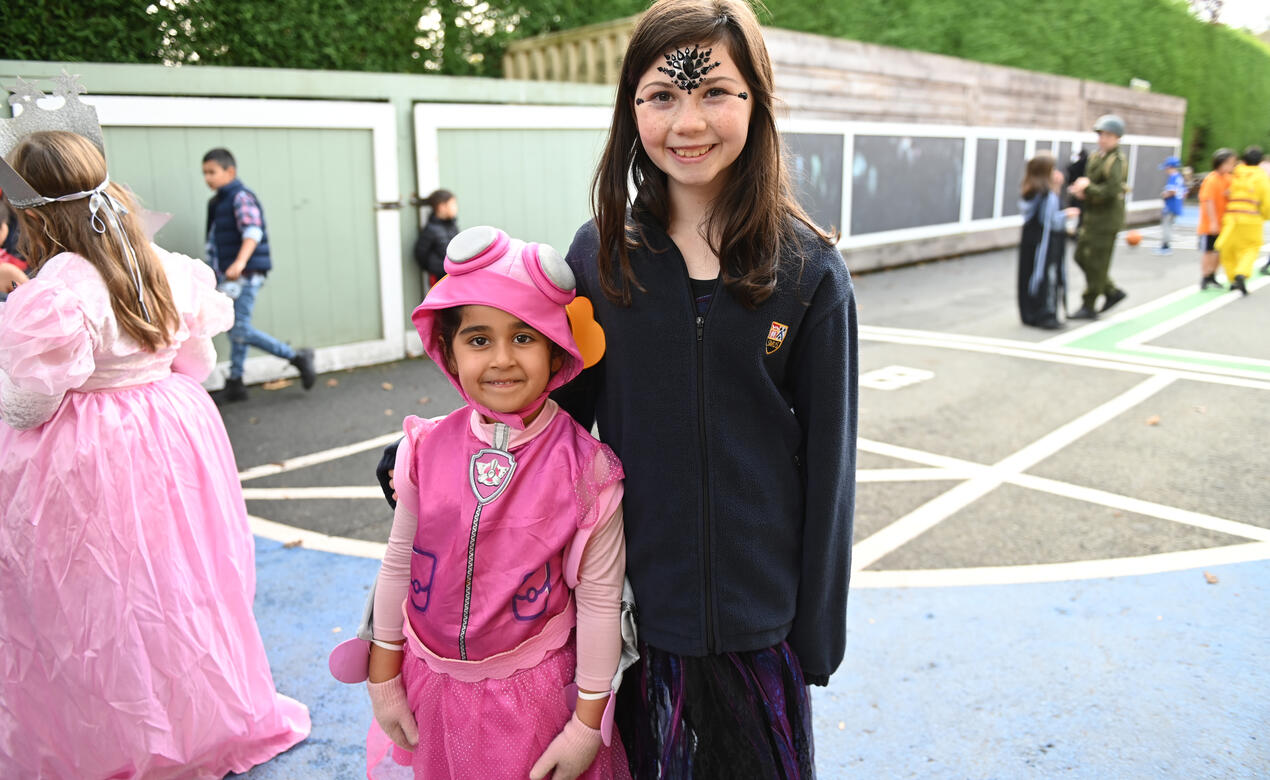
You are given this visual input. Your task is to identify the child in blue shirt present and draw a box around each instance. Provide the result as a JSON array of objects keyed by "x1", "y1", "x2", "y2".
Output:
[{"x1": 1155, "y1": 155, "x2": 1186, "y2": 255}]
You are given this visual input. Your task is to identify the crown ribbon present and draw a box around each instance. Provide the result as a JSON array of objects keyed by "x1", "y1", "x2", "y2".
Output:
[{"x1": 1, "y1": 73, "x2": 151, "y2": 322}]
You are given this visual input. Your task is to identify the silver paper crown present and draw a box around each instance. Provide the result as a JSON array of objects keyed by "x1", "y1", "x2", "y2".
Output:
[{"x1": 0, "y1": 71, "x2": 107, "y2": 208}]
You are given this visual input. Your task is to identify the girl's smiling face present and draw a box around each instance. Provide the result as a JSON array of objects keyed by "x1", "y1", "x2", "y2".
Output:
[
  {"x1": 633, "y1": 40, "x2": 753, "y2": 200},
  {"x1": 446, "y1": 305, "x2": 562, "y2": 423}
]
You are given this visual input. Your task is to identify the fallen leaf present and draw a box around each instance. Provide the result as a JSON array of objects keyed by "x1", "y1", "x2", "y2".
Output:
[
  {"x1": 332, "y1": 626, "x2": 343, "y2": 634},
  {"x1": 381, "y1": 382, "x2": 394, "y2": 391},
  {"x1": 837, "y1": 721, "x2": 846, "y2": 730},
  {"x1": 249, "y1": 417, "x2": 260, "y2": 425},
  {"x1": 282, "y1": 539, "x2": 303, "y2": 549},
  {"x1": 326, "y1": 378, "x2": 339, "y2": 387},
  {"x1": 385, "y1": 409, "x2": 394, "y2": 416},
  {"x1": 1145, "y1": 415, "x2": 1160, "y2": 426},
  {"x1": 262, "y1": 378, "x2": 293, "y2": 391},
  {"x1": 1203, "y1": 571, "x2": 1219, "y2": 584},
  {"x1": 418, "y1": 396, "x2": 431, "y2": 405},
  {"x1": 1193, "y1": 405, "x2": 1206, "y2": 414}
]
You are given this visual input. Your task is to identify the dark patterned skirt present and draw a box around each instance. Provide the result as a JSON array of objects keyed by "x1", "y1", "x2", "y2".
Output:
[{"x1": 616, "y1": 641, "x2": 815, "y2": 779}]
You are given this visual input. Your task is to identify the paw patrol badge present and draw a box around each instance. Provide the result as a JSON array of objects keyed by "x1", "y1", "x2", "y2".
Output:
[{"x1": 766, "y1": 321, "x2": 789, "y2": 355}]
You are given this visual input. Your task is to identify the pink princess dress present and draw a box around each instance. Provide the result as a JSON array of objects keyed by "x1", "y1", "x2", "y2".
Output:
[{"x1": 0, "y1": 249, "x2": 309, "y2": 778}]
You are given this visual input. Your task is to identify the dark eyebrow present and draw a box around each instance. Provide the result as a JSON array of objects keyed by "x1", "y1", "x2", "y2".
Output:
[
  {"x1": 637, "y1": 75, "x2": 742, "y2": 92},
  {"x1": 458, "y1": 320, "x2": 538, "y2": 336}
]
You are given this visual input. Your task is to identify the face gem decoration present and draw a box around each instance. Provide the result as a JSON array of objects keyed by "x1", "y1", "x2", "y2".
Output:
[
  {"x1": 635, "y1": 98, "x2": 645, "y2": 105},
  {"x1": 656, "y1": 45, "x2": 721, "y2": 94},
  {"x1": 737, "y1": 92, "x2": 748, "y2": 100}
]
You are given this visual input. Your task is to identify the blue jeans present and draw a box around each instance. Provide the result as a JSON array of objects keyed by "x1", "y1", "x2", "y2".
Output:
[{"x1": 228, "y1": 273, "x2": 295, "y2": 380}]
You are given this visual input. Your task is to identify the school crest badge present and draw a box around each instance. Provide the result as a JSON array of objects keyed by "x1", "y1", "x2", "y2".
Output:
[
  {"x1": 766, "y1": 321, "x2": 789, "y2": 355},
  {"x1": 469, "y1": 448, "x2": 517, "y2": 505}
]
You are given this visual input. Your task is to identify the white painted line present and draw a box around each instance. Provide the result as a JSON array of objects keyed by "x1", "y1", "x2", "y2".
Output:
[
  {"x1": 861, "y1": 436, "x2": 1270, "y2": 543},
  {"x1": 851, "y1": 375, "x2": 1176, "y2": 571},
  {"x1": 858, "y1": 438, "x2": 989, "y2": 472},
  {"x1": 1038, "y1": 285, "x2": 1196, "y2": 347},
  {"x1": 861, "y1": 328, "x2": 1270, "y2": 387},
  {"x1": 851, "y1": 542, "x2": 1270, "y2": 588},
  {"x1": 249, "y1": 514, "x2": 388, "y2": 559},
  {"x1": 859, "y1": 365, "x2": 935, "y2": 391},
  {"x1": 242, "y1": 486, "x2": 385, "y2": 500},
  {"x1": 1009, "y1": 473, "x2": 1270, "y2": 543},
  {"x1": 856, "y1": 468, "x2": 977, "y2": 482},
  {"x1": 1118, "y1": 274, "x2": 1270, "y2": 349},
  {"x1": 1124, "y1": 344, "x2": 1270, "y2": 371},
  {"x1": 238, "y1": 432, "x2": 403, "y2": 482}
]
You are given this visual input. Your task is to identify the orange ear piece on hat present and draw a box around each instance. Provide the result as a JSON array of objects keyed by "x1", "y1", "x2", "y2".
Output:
[{"x1": 565, "y1": 296, "x2": 606, "y2": 369}]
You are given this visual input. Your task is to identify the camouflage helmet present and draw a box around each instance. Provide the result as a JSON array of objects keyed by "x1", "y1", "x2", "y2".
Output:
[{"x1": 1093, "y1": 114, "x2": 1125, "y2": 137}]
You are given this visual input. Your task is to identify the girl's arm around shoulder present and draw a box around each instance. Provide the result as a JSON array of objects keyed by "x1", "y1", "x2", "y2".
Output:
[{"x1": 787, "y1": 252, "x2": 858, "y2": 685}]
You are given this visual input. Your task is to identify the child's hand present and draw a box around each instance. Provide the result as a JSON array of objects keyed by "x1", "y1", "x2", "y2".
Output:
[
  {"x1": 1064, "y1": 207, "x2": 1081, "y2": 219},
  {"x1": 367, "y1": 674, "x2": 419, "y2": 752},
  {"x1": 529, "y1": 713, "x2": 601, "y2": 780}
]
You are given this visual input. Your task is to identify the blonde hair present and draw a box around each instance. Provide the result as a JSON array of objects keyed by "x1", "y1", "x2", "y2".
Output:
[{"x1": 12, "y1": 131, "x2": 179, "y2": 351}]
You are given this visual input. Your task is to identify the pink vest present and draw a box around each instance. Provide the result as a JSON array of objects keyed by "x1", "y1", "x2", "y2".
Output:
[{"x1": 408, "y1": 406, "x2": 621, "y2": 661}]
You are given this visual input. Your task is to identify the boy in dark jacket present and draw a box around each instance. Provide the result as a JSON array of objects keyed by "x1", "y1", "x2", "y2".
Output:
[{"x1": 202, "y1": 148, "x2": 315, "y2": 402}]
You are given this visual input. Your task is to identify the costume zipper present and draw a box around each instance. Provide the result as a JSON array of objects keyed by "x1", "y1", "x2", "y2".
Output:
[
  {"x1": 457, "y1": 423, "x2": 510, "y2": 660},
  {"x1": 458, "y1": 503, "x2": 483, "y2": 661}
]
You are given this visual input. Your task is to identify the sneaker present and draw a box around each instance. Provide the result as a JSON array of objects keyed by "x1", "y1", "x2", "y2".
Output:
[
  {"x1": 219, "y1": 377, "x2": 248, "y2": 403},
  {"x1": 1231, "y1": 275, "x2": 1249, "y2": 296},
  {"x1": 290, "y1": 348, "x2": 317, "y2": 390},
  {"x1": 1100, "y1": 288, "x2": 1127, "y2": 313},
  {"x1": 1152, "y1": 246, "x2": 1172, "y2": 256},
  {"x1": 1070, "y1": 305, "x2": 1099, "y2": 320},
  {"x1": 1200, "y1": 275, "x2": 1222, "y2": 290}
]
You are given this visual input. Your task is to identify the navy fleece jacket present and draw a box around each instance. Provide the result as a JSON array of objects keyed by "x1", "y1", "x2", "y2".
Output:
[{"x1": 553, "y1": 214, "x2": 857, "y2": 684}]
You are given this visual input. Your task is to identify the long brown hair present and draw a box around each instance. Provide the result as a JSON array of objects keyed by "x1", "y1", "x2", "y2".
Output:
[
  {"x1": 591, "y1": 0, "x2": 836, "y2": 308},
  {"x1": 12, "y1": 131, "x2": 179, "y2": 351},
  {"x1": 1021, "y1": 151, "x2": 1056, "y2": 201}
]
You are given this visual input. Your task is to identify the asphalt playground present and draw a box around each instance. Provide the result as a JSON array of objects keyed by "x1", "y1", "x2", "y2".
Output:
[{"x1": 225, "y1": 208, "x2": 1268, "y2": 779}]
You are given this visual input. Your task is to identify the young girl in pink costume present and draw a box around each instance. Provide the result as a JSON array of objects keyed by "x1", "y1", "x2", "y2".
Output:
[
  {"x1": 336, "y1": 225, "x2": 631, "y2": 779},
  {"x1": 0, "y1": 129, "x2": 309, "y2": 775}
]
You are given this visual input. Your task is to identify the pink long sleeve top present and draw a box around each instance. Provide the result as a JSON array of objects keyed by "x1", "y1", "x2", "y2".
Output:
[{"x1": 373, "y1": 401, "x2": 625, "y2": 692}]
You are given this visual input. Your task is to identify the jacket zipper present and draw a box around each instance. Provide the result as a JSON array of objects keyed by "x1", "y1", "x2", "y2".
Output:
[{"x1": 696, "y1": 312, "x2": 716, "y2": 653}]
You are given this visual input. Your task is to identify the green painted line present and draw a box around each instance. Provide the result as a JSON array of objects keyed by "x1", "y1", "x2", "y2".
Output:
[{"x1": 1065, "y1": 287, "x2": 1270, "y2": 375}]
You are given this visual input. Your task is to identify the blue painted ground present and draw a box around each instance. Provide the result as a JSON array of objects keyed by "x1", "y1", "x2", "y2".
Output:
[{"x1": 238, "y1": 537, "x2": 1267, "y2": 779}]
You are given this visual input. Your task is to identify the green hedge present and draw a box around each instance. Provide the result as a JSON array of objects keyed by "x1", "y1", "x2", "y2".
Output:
[
  {"x1": 6, "y1": 0, "x2": 1266, "y2": 166},
  {"x1": 761, "y1": 0, "x2": 1270, "y2": 168}
]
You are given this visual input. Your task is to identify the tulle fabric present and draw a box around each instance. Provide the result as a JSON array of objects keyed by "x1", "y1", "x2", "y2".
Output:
[
  {"x1": 617, "y1": 641, "x2": 815, "y2": 780},
  {"x1": 372, "y1": 640, "x2": 630, "y2": 780}
]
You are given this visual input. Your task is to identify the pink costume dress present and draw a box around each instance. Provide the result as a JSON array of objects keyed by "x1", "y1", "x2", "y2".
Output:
[
  {"x1": 0, "y1": 250, "x2": 309, "y2": 779},
  {"x1": 369, "y1": 403, "x2": 632, "y2": 779}
]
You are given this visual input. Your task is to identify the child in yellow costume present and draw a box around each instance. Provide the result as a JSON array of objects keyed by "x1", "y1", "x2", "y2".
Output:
[{"x1": 1215, "y1": 146, "x2": 1270, "y2": 295}]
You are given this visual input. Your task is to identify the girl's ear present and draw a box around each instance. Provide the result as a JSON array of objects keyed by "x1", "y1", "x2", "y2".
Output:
[{"x1": 550, "y1": 345, "x2": 566, "y2": 375}]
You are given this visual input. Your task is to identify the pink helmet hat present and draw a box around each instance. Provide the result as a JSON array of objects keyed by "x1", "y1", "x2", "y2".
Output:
[{"x1": 412, "y1": 225, "x2": 582, "y2": 428}]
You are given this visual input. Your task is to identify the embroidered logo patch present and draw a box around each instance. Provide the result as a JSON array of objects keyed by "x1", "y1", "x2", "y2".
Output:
[
  {"x1": 766, "y1": 321, "x2": 789, "y2": 355},
  {"x1": 469, "y1": 448, "x2": 517, "y2": 505}
]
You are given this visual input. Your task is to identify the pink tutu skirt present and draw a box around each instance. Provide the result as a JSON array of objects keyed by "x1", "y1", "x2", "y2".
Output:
[
  {"x1": 369, "y1": 640, "x2": 630, "y2": 779},
  {"x1": 0, "y1": 373, "x2": 309, "y2": 778}
]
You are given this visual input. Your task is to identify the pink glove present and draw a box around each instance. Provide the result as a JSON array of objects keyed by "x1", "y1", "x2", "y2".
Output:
[
  {"x1": 528, "y1": 713, "x2": 602, "y2": 780},
  {"x1": 367, "y1": 674, "x2": 419, "y2": 752}
]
